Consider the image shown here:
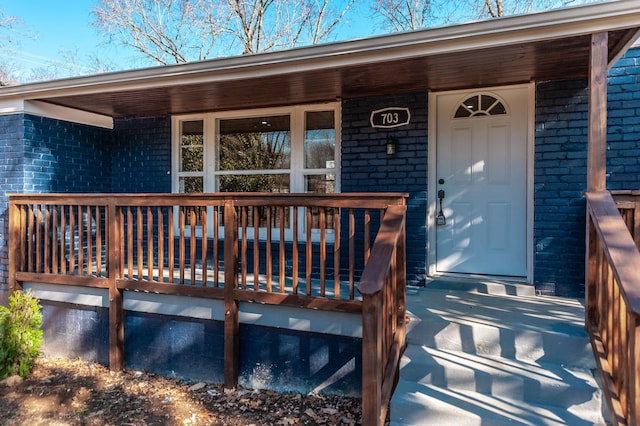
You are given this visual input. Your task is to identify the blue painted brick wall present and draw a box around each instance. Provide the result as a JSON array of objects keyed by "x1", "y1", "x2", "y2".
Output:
[
  {"x1": 111, "y1": 116, "x2": 172, "y2": 193},
  {"x1": 0, "y1": 114, "x2": 26, "y2": 304},
  {"x1": 341, "y1": 93, "x2": 428, "y2": 286},
  {"x1": 22, "y1": 114, "x2": 112, "y2": 193},
  {"x1": 607, "y1": 46, "x2": 640, "y2": 190},
  {"x1": 534, "y1": 79, "x2": 589, "y2": 297}
]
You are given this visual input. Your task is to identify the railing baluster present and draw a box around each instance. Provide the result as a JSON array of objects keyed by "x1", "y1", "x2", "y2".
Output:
[
  {"x1": 320, "y1": 208, "x2": 326, "y2": 297},
  {"x1": 35, "y1": 205, "x2": 42, "y2": 273},
  {"x1": 168, "y1": 207, "x2": 175, "y2": 283},
  {"x1": 190, "y1": 208, "x2": 196, "y2": 285},
  {"x1": 279, "y1": 206, "x2": 285, "y2": 294},
  {"x1": 334, "y1": 207, "x2": 340, "y2": 300},
  {"x1": 364, "y1": 208, "x2": 370, "y2": 265},
  {"x1": 69, "y1": 206, "x2": 75, "y2": 275},
  {"x1": 241, "y1": 206, "x2": 247, "y2": 290},
  {"x1": 137, "y1": 206, "x2": 143, "y2": 280},
  {"x1": 148, "y1": 207, "x2": 154, "y2": 282},
  {"x1": 292, "y1": 206, "x2": 299, "y2": 295},
  {"x1": 44, "y1": 206, "x2": 50, "y2": 274},
  {"x1": 60, "y1": 206, "x2": 66, "y2": 275},
  {"x1": 87, "y1": 206, "x2": 93, "y2": 276},
  {"x1": 179, "y1": 208, "x2": 185, "y2": 284},
  {"x1": 202, "y1": 207, "x2": 208, "y2": 287},
  {"x1": 96, "y1": 207, "x2": 102, "y2": 277},
  {"x1": 77, "y1": 206, "x2": 83, "y2": 275},
  {"x1": 306, "y1": 207, "x2": 312, "y2": 296},
  {"x1": 52, "y1": 207, "x2": 58, "y2": 275},
  {"x1": 266, "y1": 207, "x2": 272, "y2": 293},
  {"x1": 158, "y1": 208, "x2": 164, "y2": 283},
  {"x1": 253, "y1": 206, "x2": 259, "y2": 291},
  {"x1": 127, "y1": 207, "x2": 133, "y2": 279},
  {"x1": 214, "y1": 206, "x2": 219, "y2": 287},
  {"x1": 349, "y1": 208, "x2": 355, "y2": 300}
]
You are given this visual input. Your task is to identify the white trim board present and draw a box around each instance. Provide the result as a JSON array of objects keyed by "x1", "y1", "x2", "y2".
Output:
[
  {"x1": 0, "y1": 99, "x2": 113, "y2": 129},
  {"x1": 24, "y1": 283, "x2": 361, "y2": 338}
]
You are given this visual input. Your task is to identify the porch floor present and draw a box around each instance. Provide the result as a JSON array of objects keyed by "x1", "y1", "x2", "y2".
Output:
[{"x1": 391, "y1": 281, "x2": 607, "y2": 425}]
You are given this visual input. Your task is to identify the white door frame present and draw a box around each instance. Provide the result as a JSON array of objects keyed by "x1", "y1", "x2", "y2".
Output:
[{"x1": 427, "y1": 83, "x2": 535, "y2": 283}]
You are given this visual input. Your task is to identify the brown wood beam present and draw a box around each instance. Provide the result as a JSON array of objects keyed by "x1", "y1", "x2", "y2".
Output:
[
  {"x1": 108, "y1": 202, "x2": 124, "y2": 371},
  {"x1": 587, "y1": 32, "x2": 608, "y2": 192},
  {"x1": 8, "y1": 201, "x2": 23, "y2": 295},
  {"x1": 223, "y1": 202, "x2": 239, "y2": 389}
]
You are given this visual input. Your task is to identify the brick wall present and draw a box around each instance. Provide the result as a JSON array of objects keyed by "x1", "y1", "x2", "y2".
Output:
[
  {"x1": 0, "y1": 114, "x2": 25, "y2": 304},
  {"x1": 534, "y1": 79, "x2": 589, "y2": 297},
  {"x1": 111, "y1": 116, "x2": 172, "y2": 193},
  {"x1": 607, "y1": 46, "x2": 640, "y2": 190},
  {"x1": 22, "y1": 114, "x2": 112, "y2": 193},
  {"x1": 341, "y1": 93, "x2": 428, "y2": 286}
]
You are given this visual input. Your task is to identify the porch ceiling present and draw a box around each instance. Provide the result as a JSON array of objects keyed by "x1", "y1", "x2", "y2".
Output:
[{"x1": 2, "y1": 1, "x2": 640, "y2": 119}]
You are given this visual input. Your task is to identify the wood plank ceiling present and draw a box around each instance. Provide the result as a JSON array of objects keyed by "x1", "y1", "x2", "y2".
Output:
[{"x1": 21, "y1": 29, "x2": 640, "y2": 118}]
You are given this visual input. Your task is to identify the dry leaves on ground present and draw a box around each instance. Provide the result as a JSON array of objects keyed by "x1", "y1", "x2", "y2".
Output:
[{"x1": 0, "y1": 357, "x2": 362, "y2": 425}]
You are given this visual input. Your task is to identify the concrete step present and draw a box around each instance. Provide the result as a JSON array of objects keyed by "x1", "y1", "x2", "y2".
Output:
[
  {"x1": 390, "y1": 380, "x2": 606, "y2": 426},
  {"x1": 399, "y1": 345, "x2": 600, "y2": 409},
  {"x1": 390, "y1": 288, "x2": 606, "y2": 425},
  {"x1": 405, "y1": 288, "x2": 594, "y2": 366}
]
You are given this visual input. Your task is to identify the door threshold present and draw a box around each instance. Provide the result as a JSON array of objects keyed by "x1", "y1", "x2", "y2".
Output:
[{"x1": 425, "y1": 274, "x2": 535, "y2": 296}]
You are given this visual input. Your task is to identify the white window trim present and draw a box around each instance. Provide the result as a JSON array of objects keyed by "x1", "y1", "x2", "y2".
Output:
[{"x1": 171, "y1": 102, "x2": 341, "y2": 242}]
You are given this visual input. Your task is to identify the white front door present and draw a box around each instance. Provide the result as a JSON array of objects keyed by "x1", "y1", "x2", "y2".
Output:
[{"x1": 434, "y1": 86, "x2": 529, "y2": 277}]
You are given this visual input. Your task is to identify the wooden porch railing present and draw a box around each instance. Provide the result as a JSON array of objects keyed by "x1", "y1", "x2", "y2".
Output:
[
  {"x1": 586, "y1": 191, "x2": 640, "y2": 426},
  {"x1": 8, "y1": 192, "x2": 407, "y2": 426}
]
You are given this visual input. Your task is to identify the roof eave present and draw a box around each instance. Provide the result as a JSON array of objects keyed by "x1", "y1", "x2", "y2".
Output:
[{"x1": 1, "y1": 0, "x2": 639, "y2": 101}]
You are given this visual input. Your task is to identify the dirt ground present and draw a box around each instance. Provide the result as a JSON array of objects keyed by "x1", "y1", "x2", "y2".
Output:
[{"x1": 0, "y1": 357, "x2": 362, "y2": 425}]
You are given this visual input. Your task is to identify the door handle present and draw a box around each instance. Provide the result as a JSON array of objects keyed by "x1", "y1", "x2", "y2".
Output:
[{"x1": 436, "y1": 189, "x2": 446, "y2": 226}]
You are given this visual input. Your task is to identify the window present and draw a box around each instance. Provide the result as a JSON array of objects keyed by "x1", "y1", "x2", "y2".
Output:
[
  {"x1": 172, "y1": 104, "x2": 340, "y2": 238},
  {"x1": 454, "y1": 94, "x2": 507, "y2": 118}
]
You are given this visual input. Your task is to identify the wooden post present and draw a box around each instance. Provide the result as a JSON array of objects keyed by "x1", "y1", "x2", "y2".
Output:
[
  {"x1": 586, "y1": 31, "x2": 608, "y2": 339},
  {"x1": 631, "y1": 316, "x2": 640, "y2": 426},
  {"x1": 361, "y1": 292, "x2": 383, "y2": 426},
  {"x1": 223, "y1": 201, "x2": 239, "y2": 389},
  {"x1": 7, "y1": 199, "x2": 23, "y2": 295},
  {"x1": 587, "y1": 32, "x2": 608, "y2": 192},
  {"x1": 108, "y1": 201, "x2": 124, "y2": 371}
]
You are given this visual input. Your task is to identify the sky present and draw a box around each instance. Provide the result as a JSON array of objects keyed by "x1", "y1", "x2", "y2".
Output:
[
  {"x1": 1, "y1": 0, "x2": 117, "y2": 75},
  {"x1": 0, "y1": 0, "x2": 376, "y2": 80},
  {"x1": 1, "y1": 0, "x2": 603, "y2": 81}
]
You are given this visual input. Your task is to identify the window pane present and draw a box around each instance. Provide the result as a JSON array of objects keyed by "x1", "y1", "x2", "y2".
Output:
[
  {"x1": 304, "y1": 111, "x2": 335, "y2": 169},
  {"x1": 179, "y1": 176, "x2": 203, "y2": 193},
  {"x1": 305, "y1": 174, "x2": 335, "y2": 194},
  {"x1": 180, "y1": 121, "x2": 203, "y2": 172},
  {"x1": 218, "y1": 174, "x2": 290, "y2": 193},
  {"x1": 218, "y1": 115, "x2": 290, "y2": 171}
]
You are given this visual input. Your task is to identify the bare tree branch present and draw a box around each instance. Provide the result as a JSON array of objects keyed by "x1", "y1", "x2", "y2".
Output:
[{"x1": 93, "y1": 0, "x2": 225, "y2": 65}]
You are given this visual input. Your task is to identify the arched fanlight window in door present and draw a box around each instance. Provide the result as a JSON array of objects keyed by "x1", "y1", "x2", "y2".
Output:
[{"x1": 454, "y1": 94, "x2": 508, "y2": 118}]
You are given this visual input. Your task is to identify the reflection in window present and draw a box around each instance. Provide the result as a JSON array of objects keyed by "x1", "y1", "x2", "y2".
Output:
[
  {"x1": 304, "y1": 111, "x2": 335, "y2": 170},
  {"x1": 217, "y1": 174, "x2": 290, "y2": 193},
  {"x1": 219, "y1": 115, "x2": 291, "y2": 172},
  {"x1": 454, "y1": 94, "x2": 507, "y2": 118},
  {"x1": 180, "y1": 120, "x2": 204, "y2": 173}
]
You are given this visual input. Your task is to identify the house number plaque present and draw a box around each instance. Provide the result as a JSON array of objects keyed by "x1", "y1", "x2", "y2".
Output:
[{"x1": 370, "y1": 107, "x2": 411, "y2": 128}]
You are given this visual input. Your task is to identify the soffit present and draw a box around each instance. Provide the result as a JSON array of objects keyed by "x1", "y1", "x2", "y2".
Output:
[{"x1": 1, "y1": 2, "x2": 640, "y2": 118}]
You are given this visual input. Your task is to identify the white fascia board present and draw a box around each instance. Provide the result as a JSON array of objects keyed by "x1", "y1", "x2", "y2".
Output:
[
  {"x1": 0, "y1": 99, "x2": 113, "y2": 128},
  {"x1": 0, "y1": 0, "x2": 639, "y2": 99}
]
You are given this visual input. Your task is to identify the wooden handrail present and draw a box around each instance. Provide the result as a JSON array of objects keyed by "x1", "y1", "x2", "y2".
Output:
[
  {"x1": 359, "y1": 204, "x2": 407, "y2": 426},
  {"x1": 586, "y1": 191, "x2": 640, "y2": 425}
]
